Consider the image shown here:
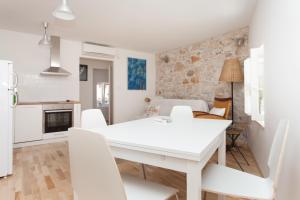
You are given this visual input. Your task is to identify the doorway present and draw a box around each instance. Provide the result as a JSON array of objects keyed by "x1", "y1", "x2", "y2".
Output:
[{"x1": 79, "y1": 58, "x2": 113, "y2": 124}]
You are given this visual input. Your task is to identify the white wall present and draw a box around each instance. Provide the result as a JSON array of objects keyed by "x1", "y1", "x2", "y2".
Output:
[
  {"x1": 0, "y1": 29, "x2": 156, "y2": 123},
  {"x1": 113, "y1": 49, "x2": 156, "y2": 123},
  {"x1": 0, "y1": 29, "x2": 80, "y2": 102},
  {"x1": 80, "y1": 50, "x2": 156, "y2": 123},
  {"x1": 249, "y1": 0, "x2": 300, "y2": 199},
  {"x1": 248, "y1": 0, "x2": 269, "y2": 175}
]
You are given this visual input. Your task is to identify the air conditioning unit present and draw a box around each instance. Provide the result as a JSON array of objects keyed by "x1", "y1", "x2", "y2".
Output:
[{"x1": 82, "y1": 42, "x2": 116, "y2": 58}]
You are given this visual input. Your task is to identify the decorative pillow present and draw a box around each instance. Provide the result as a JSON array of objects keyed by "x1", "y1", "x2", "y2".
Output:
[
  {"x1": 209, "y1": 107, "x2": 226, "y2": 117},
  {"x1": 144, "y1": 105, "x2": 160, "y2": 117}
]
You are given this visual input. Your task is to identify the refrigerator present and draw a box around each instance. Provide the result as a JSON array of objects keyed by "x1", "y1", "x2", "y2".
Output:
[{"x1": 0, "y1": 60, "x2": 17, "y2": 177}]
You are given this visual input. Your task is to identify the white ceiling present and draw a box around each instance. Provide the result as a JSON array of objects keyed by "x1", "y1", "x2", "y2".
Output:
[{"x1": 0, "y1": 0, "x2": 256, "y2": 52}]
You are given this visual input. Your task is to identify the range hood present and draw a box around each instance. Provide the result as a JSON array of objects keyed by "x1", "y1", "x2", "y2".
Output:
[{"x1": 41, "y1": 36, "x2": 71, "y2": 76}]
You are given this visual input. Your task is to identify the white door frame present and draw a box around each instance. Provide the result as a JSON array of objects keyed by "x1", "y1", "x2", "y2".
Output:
[{"x1": 80, "y1": 55, "x2": 114, "y2": 124}]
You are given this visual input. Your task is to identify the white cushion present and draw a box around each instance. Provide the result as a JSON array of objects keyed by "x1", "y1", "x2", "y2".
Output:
[
  {"x1": 151, "y1": 98, "x2": 209, "y2": 116},
  {"x1": 209, "y1": 107, "x2": 226, "y2": 117}
]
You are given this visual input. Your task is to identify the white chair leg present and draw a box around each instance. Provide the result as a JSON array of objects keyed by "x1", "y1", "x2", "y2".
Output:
[
  {"x1": 73, "y1": 191, "x2": 78, "y2": 200},
  {"x1": 175, "y1": 193, "x2": 179, "y2": 200}
]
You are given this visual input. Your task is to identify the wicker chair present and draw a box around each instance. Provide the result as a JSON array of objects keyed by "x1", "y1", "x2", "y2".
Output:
[{"x1": 193, "y1": 98, "x2": 232, "y2": 120}]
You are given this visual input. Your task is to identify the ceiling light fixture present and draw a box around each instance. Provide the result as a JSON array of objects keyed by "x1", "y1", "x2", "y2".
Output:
[
  {"x1": 53, "y1": 0, "x2": 75, "y2": 21},
  {"x1": 38, "y1": 22, "x2": 52, "y2": 47}
]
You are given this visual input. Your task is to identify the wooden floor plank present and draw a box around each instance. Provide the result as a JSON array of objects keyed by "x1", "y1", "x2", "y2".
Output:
[{"x1": 0, "y1": 142, "x2": 261, "y2": 200}]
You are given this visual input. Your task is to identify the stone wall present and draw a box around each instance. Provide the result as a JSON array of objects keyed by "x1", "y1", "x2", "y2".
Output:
[{"x1": 156, "y1": 27, "x2": 250, "y2": 122}]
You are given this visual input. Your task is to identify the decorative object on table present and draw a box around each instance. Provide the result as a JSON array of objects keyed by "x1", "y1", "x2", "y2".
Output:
[
  {"x1": 193, "y1": 98, "x2": 232, "y2": 120},
  {"x1": 128, "y1": 57, "x2": 146, "y2": 90},
  {"x1": 226, "y1": 122, "x2": 250, "y2": 171},
  {"x1": 143, "y1": 97, "x2": 158, "y2": 117},
  {"x1": 219, "y1": 58, "x2": 244, "y2": 121},
  {"x1": 153, "y1": 116, "x2": 172, "y2": 124},
  {"x1": 79, "y1": 64, "x2": 88, "y2": 81}
]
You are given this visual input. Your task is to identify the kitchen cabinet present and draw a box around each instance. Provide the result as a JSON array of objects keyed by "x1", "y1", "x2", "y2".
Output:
[{"x1": 14, "y1": 105, "x2": 43, "y2": 143}]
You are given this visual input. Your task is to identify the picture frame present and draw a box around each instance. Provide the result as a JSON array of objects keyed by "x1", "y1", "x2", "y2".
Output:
[
  {"x1": 80, "y1": 64, "x2": 88, "y2": 81},
  {"x1": 127, "y1": 57, "x2": 146, "y2": 90}
]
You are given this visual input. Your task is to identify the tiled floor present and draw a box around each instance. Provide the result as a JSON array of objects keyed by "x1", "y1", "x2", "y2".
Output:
[{"x1": 0, "y1": 142, "x2": 261, "y2": 200}]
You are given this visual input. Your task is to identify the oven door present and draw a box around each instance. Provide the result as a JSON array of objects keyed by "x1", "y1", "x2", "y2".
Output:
[{"x1": 44, "y1": 109, "x2": 73, "y2": 133}]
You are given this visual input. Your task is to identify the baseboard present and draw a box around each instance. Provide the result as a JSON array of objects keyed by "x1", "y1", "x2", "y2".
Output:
[{"x1": 14, "y1": 137, "x2": 68, "y2": 148}]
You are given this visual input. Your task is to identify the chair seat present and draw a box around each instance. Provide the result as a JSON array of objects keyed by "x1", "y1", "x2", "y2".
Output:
[
  {"x1": 202, "y1": 164, "x2": 274, "y2": 200},
  {"x1": 122, "y1": 174, "x2": 178, "y2": 200}
]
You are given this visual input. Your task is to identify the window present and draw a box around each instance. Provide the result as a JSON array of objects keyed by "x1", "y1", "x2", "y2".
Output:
[
  {"x1": 96, "y1": 82, "x2": 110, "y2": 107},
  {"x1": 104, "y1": 84, "x2": 110, "y2": 104},
  {"x1": 244, "y1": 45, "x2": 264, "y2": 126}
]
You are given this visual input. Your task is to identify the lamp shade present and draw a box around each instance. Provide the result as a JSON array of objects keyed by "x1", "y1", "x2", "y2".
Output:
[
  {"x1": 219, "y1": 58, "x2": 244, "y2": 82},
  {"x1": 38, "y1": 22, "x2": 52, "y2": 47},
  {"x1": 52, "y1": 0, "x2": 75, "y2": 21},
  {"x1": 38, "y1": 34, "x2": 52, "y2": 46}
]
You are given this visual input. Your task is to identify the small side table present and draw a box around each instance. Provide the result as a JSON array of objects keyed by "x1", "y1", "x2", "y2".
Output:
[{"x1": 226, "y1": 123, "x2": 250, "y2": 171}]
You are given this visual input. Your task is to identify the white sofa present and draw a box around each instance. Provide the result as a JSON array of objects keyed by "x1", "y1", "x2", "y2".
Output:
[{"x1": 150, "y1": 98, "x2": 209, "y2": 116}]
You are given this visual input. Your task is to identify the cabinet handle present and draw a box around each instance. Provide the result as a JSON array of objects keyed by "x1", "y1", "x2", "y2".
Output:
[{"x1": 45, "y1": 109, "x2": 73, "y2": 113}]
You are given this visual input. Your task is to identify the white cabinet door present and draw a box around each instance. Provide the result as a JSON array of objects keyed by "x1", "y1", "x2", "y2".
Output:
[{"x1": 14, "y1": 105, "x2": 43, "y2": 143}]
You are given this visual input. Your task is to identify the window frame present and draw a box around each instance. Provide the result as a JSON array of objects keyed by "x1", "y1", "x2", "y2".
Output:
[{"x1": 244, "y1": 45, "x2": 265, "y2": 127}]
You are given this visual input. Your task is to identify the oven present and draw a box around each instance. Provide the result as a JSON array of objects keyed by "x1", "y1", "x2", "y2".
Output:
[{"x1": 42, "y1": 104, "x2": 74, "y2": 136}]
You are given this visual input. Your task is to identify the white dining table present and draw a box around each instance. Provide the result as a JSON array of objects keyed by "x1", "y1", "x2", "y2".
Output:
[{"x1": 90, "y1": 117, "x2": 231, "y2": 200}]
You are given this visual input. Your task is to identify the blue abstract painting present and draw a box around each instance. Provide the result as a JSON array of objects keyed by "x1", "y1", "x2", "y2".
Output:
[{"x1": 128, "y1": 57, "x2": 146, "y2": 90}]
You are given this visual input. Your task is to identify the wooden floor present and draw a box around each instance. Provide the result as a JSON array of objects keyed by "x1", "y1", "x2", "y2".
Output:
[{"x1": 0, "y1": 142, "x2": 261, "y2": 200}]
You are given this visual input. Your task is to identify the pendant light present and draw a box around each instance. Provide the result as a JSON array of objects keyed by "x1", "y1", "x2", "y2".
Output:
[
  {"x1": 53, "y1": 0, "x2": 75, "y2": 21},
  {"x1": 38, "y1": 22, "x2": 52, "y2": 47}
]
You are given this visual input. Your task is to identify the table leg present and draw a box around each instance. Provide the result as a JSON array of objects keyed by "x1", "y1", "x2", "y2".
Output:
[
  {"x1": 217, "y1": 131, "x2": 226, "y2": 200},
  {"x1": 187, "y1": 169, "x2": 202, "y2": 200}
]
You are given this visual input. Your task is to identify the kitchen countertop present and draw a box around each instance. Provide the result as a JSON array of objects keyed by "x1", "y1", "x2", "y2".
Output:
[{"x1": 18, "y1": 101, "x2": 80, "y2": 105}]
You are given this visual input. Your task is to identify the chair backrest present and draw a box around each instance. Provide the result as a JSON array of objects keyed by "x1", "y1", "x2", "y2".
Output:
[
  {"x1": 68, "y1": 128, "x2": 127, "y2": 200},
  {"x1": 81, "y1": 109, "x2": 107, "y2": 129},
  {"x1": 213, "y1": 98, "x2": 232, "y2": 119},
  {"x1": 170, "y1": 106, "x2": 193, "y2": 122},
  {"x1": 268, "y1": 120, "x2": 289, "y2": 188}
]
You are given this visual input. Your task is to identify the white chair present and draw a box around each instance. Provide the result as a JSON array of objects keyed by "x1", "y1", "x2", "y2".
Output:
[
  {"x1": 68, "y1": 128, "x2": 179, "y2": 200},
  {"x1": 81, "y1": 109, "x2": 107, "y2": 129},
  {"x1": 202, "y1": 120, "x2": 289, "y2": 200},
  {"x1": 81, "y1": 109, "x2": 148, "y2": 180},
  {"x1": 170, "y1": 106, "x2": 193, "y2": 122}
]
